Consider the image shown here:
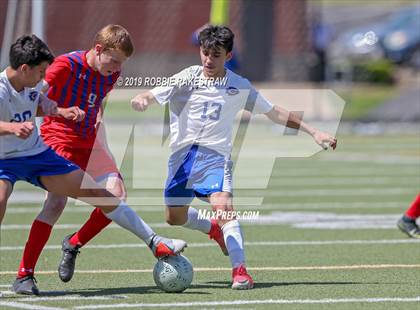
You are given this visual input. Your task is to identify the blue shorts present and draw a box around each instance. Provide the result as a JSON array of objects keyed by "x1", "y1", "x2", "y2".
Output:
[
  {"x1": 0, "y1": 148, "x2": 80, "y2": 189},
  {"x1": 164, "y1": 145, "x2": 233, "y2": 206}
]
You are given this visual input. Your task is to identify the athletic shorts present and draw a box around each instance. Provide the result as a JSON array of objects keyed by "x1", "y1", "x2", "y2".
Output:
[
  {"x1": 0, "y1": 148, "x2": 79, "y2": 189},
  {"x1": 164, "y1": 144, "x2": 233, "y2": 206},
  {"x1": 42, "y1": 132, "x2": 121, "y2": 182}
]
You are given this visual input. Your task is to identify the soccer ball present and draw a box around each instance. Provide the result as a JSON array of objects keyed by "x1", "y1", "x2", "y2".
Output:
[{"x1": 153, "y1": 254, "x2": 194, "y2": 293}]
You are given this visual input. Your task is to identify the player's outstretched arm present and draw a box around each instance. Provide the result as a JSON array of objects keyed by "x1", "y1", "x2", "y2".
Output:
[
  {"x1": 131, "y1": 91, "x2": 157, "y2": 112},
  {"x1": 265, "y1": 105, "x2": 337, "y2": 150}
]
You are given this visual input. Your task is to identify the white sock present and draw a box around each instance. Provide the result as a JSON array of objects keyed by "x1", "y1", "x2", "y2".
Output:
[
  {"x1": 183, "y1": 207, "x2": 211, "y2": 234},
  {"x1": 105, "y1": 203, "x2": 155, "y2": 245},
  {"x1": 222, "y1": 220, "x2": 245, "y2": 268}
]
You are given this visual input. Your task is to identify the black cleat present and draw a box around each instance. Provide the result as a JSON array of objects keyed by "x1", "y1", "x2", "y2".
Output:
[
  {"x1": 397, "y1": 216, "x2": 420, "y2": 239},
  {"x1": 58, "y1": 234, "x2": 80, "y2": 282},
  {"x1": 12, "y1": 275, "x2": 39, "y2": 295}
]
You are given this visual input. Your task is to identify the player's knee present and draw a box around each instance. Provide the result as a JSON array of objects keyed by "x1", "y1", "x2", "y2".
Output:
[
  {"x1": 45, "y1": 195, "x2": 67, "y2": 210},
  {"x1": 211, "y1": 193, "x2": 232, "y2": 209},
  {"x1": 40, "y1": 196, "x2": 67, "y2": 223},
  {"x1": 108, "y1": 186, "x2": 126, "y2": 201}
]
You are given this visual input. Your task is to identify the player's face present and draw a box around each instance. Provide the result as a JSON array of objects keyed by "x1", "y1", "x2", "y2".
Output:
[
  {"x1": 21, "y1": 61, "x2": 49, "y2": 87},
  {"x1": 96, "y1": 47, "x2": 127, "y2": 76},
  {"x1": 200, "y1": 47, "x2": 232, "y2": 78}
]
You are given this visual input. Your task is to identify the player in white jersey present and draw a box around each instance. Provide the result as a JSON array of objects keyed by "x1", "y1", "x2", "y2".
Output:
[
  {"x1": 131, "y1": 25, "x2": 337, "y2": 290},
  {"x1": 0, "y1": 35, "x2": 187, "y2": 295}
]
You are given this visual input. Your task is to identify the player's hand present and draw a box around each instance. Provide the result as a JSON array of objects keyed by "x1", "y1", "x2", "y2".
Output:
[
  {"x1": 12, "y1": 122, "x2": 34, "y2": 139},
  {"x1": 312, "y1": 130, "x2": 337, "y2": 150},
  {"x1": 60, "y1": 107, "x2": 86, "y2": 122},
  {"x1": 131, "y1": 95, "x2": 150, "y2": 112}
]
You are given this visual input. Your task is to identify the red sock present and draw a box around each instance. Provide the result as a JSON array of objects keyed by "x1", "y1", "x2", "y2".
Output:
[
  {"x1": 69, "y1": 207, "x2": 112, "y2": 246},
  {"x1": 17, "y1": 220, "x2": 52, "y2": 278},
  {"x1": 405, "y1": 194, "x2": 420, "y2": 219}
]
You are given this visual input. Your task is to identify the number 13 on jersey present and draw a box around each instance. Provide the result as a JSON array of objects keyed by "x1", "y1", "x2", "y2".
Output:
[{"x1": 201, "y1": 102, "x2": 222, "y2": 121}]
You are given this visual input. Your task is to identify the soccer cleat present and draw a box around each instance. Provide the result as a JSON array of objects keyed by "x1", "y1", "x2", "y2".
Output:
[
  {"x1": 232, "y1": 264, "x2": 254, "y2": 290},
  {"x1": 208, "y1": 219, "x2": 228, "y2": 256},
  {"x1": 58, "y1": 234, "x2": 80, "y2": 282},
  {"x1": 149, "y1": 234, "x2": 187, "y2": 258},
  {"x1": 12, "y1": 275, "x2": 40, "y2": 295},
  {"x1": 397, "y1": 216, "x2": 420, "y2": 239}
]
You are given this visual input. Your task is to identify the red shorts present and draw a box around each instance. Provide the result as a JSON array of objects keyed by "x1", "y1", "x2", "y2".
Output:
[{"x1": 41, "y1": 130, "x2": 121, "y2": 181}]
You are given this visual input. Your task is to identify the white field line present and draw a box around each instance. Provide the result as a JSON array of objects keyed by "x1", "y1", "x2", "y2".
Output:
[
  {"x1": 13, "y1": 295, "x2": 128, "y2": 302},
  {"x1": 1, "y1": 264, "x2": 419, "y2": 276},
  {"x1": 0, "y1": 301, "x2": 64, "y2": 310},
  {"x1": 0, "y1": 290, "x2": 14, "y2": 295},
  {"x1": 5, "y1": 201, "x2": 411, "y2": 214},
  {"x1": 1, "y1": 239, "x2": 419, "y2": 252},
  {"x1": 0, "y1": 215, "x2": 412, "y2": 231},
  {"x1": 73, "y1": 296, "x2": 420, "y2": 309}
]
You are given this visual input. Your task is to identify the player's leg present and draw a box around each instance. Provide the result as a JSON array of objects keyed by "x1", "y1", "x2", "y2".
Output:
[
  {"x1": 210, "y1": 191, "x2": 253, "y2": 290},
  {"x1": 164, "y1": 145, "x2": 224, "y2": 250},
  {"x1": 165, "y1": 205, "x2": 189, "y2": 225},
  {"x1": 14, "y1": 193, "x2": 67, "y2": 294},
  {"x1": 0, "y1": 179, "x2": 13, "y2": 224},
  {"x1": 166, "y1": 145, "x2": 231, "y2": 255},
  {"x1": 397, "y1": 194, "x2": 420, "y2": 239},
  {"x1": 58, "y1": 174, "x2": 126, "y2": 282},
  {"x1": 66, "y1": 141, "x2": 129, "y2": 247},
  {"x1": 1, "y1": 178, "x2": 42, "y2": 296},
  {"x1": 68, "y1": 173, "x2": 126, "y2": 247},
  {"x1": 41, "y1": 169, "x2": 186, "y2": 256},
  {"x1": 166, "y1": 203, "x2": 228, "y2": 256},
  {"x1": 164, "y1": 173, "x2": 223, "y2": 250}
]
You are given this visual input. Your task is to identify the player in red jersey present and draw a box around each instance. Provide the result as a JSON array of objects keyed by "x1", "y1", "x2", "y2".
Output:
[
  {"x1": 14, "y1": 26, "x2": 187, "y2": 293},
  {"x1": 397, "y1": 193, "x2": 420, "y2": 239}
]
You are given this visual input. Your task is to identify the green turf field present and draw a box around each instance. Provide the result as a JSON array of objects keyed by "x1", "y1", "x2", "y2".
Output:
[{"x1": 1, "y1": 133, "x2": 419, "y2": 309}]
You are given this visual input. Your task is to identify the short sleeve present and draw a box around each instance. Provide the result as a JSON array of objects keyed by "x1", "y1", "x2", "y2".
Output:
[
  {"x1": 44, "y1": 57, "x2": 72, "y2": 88},
  {"x1": 245, "y1": 83, "x2": 273, "y2": 115}
]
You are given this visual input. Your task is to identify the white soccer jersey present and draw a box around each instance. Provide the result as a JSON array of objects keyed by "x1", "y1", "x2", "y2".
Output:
[
  {"x1": 151, "y1": 65, "x2": 273, "y2": 157},
  {"x1": 0, "y1": 70, "x2": 48, "y2": 159}
]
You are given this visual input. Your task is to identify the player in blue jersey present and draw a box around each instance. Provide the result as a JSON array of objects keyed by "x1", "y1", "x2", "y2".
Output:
[
  {"x1": 131, "y1": 25, "x2": 337, "y2": 290},
  {"x1": 0, "y1": 34, "x2": 187, "y2": 295}
]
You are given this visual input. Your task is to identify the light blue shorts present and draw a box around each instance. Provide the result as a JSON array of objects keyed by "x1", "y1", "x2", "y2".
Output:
[{"x1": 164, "y1": 145, "x2": 233, "y2": 206}]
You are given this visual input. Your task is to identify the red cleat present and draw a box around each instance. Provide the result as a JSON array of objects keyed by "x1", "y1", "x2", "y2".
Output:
[
  {"x1": 149, "y1": 235, "x2": 187, "y2": 258},
  {"x1": 208, "y1": 219, "x2": 228, "y2": 256},
  {"x1": 232, "y1": 264, "x2": 254, "y2": 290}
]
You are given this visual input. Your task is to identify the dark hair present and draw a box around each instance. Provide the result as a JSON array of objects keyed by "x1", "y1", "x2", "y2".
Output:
[
  {"x1": 9, "y1": 34, "x2": 54, "y2": 69},
  {"x1": 198, "y1": 25, "x2": 234, "y2": 53}
]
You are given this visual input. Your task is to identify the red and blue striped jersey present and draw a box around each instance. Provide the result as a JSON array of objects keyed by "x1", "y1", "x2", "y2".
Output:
[{"x1": 42, "y1": 51, "x2": 119, "y2": 143}]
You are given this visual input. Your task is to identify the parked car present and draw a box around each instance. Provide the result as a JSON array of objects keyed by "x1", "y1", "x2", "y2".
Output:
[{"x1": 329, "y1": 5, "x2": 420, "y2": 70}]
